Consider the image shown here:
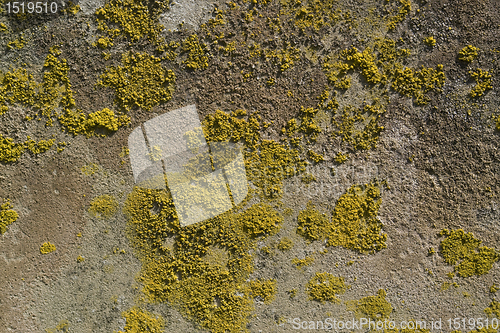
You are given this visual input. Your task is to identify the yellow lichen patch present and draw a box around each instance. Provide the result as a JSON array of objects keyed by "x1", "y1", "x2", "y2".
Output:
[
  {"x1": 279, "y1": 0, "x2": 343, "y2": 32},
  {"x1": 391, "y1": 64, "x2": 446, "y2": 105},
  {"x1": 81, "y1": 163, "x2": 99, "y2": 175},
  {"x1": 334, "y1": 151, "x2": 348, "y2": 164},
  {"x1": 459, "y1": 45, "x2": 479, "y2": 62},
  {"x1": 0, "y1": 46, "x2": 75, "y2": 124},
  {"x1": 333, "y1": 104, "x2": 384, "y2": 151},
  {"x1": 24, "y1": 138, "x2": 55, "y2": 155},
  {"x1": 95, "y1": 37, "x2": 113, "y2": 49},
  {"x1": 424, "y1": 36, "x2": 436, "y2": 47},
  {"x1": 117, "y1": 307, "x2": 165, "y2": 333},
  {"x1": 98, "y1": 52, "x2": 175, "y2": 111},
  {"x1": 347, "y1": 289, "x2": 393, "y2": 320},
  {"x1": 249, "y1": 279, "x2": 277, "y2": 303},
  {"x1": 343, "y1": 47, "x2": 383, "y2": 84},
  {"x1": 77, "y1": 255, "x2": 85, "y2": 262},
  {"x1": 328, "y1": 182, "x2": 387, "y2": 253},
  {"x1": 264, "y1": 42, "x2": 301, "y2": 72},
  {"x1": 297, "y1": 202, "x2": 329, "y2": 241},
  {"x1": 147, "y1": 145, "x2": 162, "y2": 162},
  {"x1": 491, "y1": 284, "x2": 499, "y2": 293},
  {"x1": 292, "y1": 256, "x2": 314, "y2": 268},
  {"x1": 495, "y1": 115, "x2": 500, "y2": 131},
  {"x1": 96, "y1": 0, "x2": 168, "y2": 44},
  {"x1": 181, "y1": 34, "x2": 209, "y2": 70},
  {"x1": 58, "y1": 108, "x2": 130, "y2": 137},
  {"x1": 306, "y1": 272, "x2": 349, "y2": 304},
  {"x1": 439, "y1": 229, "x2": 498, "y2": 277},
  {"x1": 387, "y1": 0, "x2": 411, "y2": 31},
  {"x1": 239, "y1": 203, "x2": 283, "y2": 238},
  {"x1": 0, "y1": 134, "x2": 25, "y2": 163},
  {"x1": 307, "y1": 150, "x2": 324, "y2": 163},
  {"x1": 484, "y1": 300, "x2": 500, "y2": 318},
  {"x1": 469, "y1": 69, "x2": 492, "y2": 98},
  {"x1": 277, "y1": 237, "x2": 293, "y2": 251},
  {"x1": 89, "y1": 194, "x2": 119, "y2": 219},
  {"x1": 0, "y1": 199, "x2": 18, "y2": 234},
  {"x1": 7, "y1": 33, "x2": 25, "y2": 50},
  {"x1": 40, "y1": 242, "x2": 56, "y2": 254}
]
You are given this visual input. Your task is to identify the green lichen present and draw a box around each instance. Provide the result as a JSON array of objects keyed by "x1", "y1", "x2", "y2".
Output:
[
  {"x1": 439, "y1": 229, "x2": 499, "y2": 277},
  {"x1": 458, "y1": 45, "x2": 479, "y2": 62},
  {"x1": 117, "y1": 307, "x2": 165, "y2": 333},
  {"x1": 347, "y1": 289, "x2": 393, "y2": 320},
  {"x1": 306, "y1": 272, "x2": 349, "y2": 304},
  {"x1": 249, "y1": 279, "x2": 277, "y2": 303},
  {"x1": 484, "y1": 300, "x2": 500, "y2": 318},
  {"x1": 89, "y1": 194, "x2": 119, "y2": 219},
  {"x1": 469, "y1": 69, "x2": 492, "y2": 98},
  {"x1": 40, "y1": 242, "x2": 56, "y2": 254},
  {"x1": 0, "y1": 199, "x2": 18, "y2": 234},
  {"x1": 98, "y1": 52, "x2": 175, "y2": 111}
]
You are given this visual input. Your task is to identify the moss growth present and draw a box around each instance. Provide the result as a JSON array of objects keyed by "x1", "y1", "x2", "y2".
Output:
[
  {"x1": 0, "y1": 199, "x2": 18, "y2": 234},
  {"x1": 297, "y1": 202, "x2": 329, "y2": 241},
  {"x1": 469, "y1": 69, "x2": 492, "y2": 98},
  {"x1": 40, "y1": 242, "x2": 56, "y2": 254},
  {"x1": 328, "y1": 182, "x2": 386, "y2": 253},
  {"x1": 306, "y1": 272, "x2": 349, "y2": 304},
  {"x1": 484, "y1": 300, "x2": 500, "y2": 318},
  {"x1": 181, "y1": 34, "x2": 209, "y2": 70},
  {"x1": 117, "y1": 307, "x2": 165, "y2": 333},
  {"x1": 98, "y1": 52, "x2": 175, "y2": 111},
  {"x1": 458, "y1": 45, "x2": 479, "y2": 62},
  {"x1": 249, "y1": 279, "x2": 277, "y2": 303},
  {"x1": 347, "y1": 289, "x2": 393, "y2": 320},
  {"x1": 89, "y1": 195, "x2": 119, "y2": 219},
  {"x1": 439, "y1": 229, "x2": 498, "y2": 277},
  {"x1": 277, "y1": 237, "x2": 293, "y2": 251}
]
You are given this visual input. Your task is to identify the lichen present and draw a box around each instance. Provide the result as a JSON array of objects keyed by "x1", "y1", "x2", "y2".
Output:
[
  {"x1": 181, "y1": 34, "x2": 209, "y2": 70},
  {"x1": 58, "y1": 108, "x2": 130, "y2": 137},
  {"x1": 292, "y1": 256, "x2": 315, "y2": 268},
  {"x1": 40, "y1": 242, "x2": 56, "y2": 254},
  {"x1": 458, "y1": 45, "x2": 479, "y2": 62},
  {"x1": 277, "y1": 237, "x2": 293, "y2": 251},
  {"x1": 484, "y1": 300, "x2": 500, "y2": 318},
  {"x1": 239, "y1": 203, "x2": 283, "y2": 238},
  {"x1": 117, "y1": 307, "x2": 165, "y2": 333},
  {"x1": 297, "y1": 202, "x2": 329, "y2": 241},
  {"x1": 306, "y1": 272, "x2": 349, "y2": 304},
  {"x1": 439, "y1": 229, "x2": 498, "y2": 277},
  {"x1": 249, "y1": 279, "x2": 277, "y2": 303},
  {"x1": 387, "y1": 0, "x2": 411, "y2": 31},
  {"x1": 0, "y1": 199, "x2": 18, "y2": 234},
  {"x1": 347, "y1": 289, "x2": 393, "y2": 320},
  {"x1": 89, "y1": 194, "x2": 119, "y2": 219},
  {"x1": 391, "y1": 64, "x2": 446, "y2": 105},
  {"x1": 97, "y1": 52, "x2": 175, "y2": 111},
  {"x1": 328, "y1": 182, "x2": 387, "y2": 253},
  {"x1": 424, "y1": 36, "x2": 436, "y2": 47},
  {"x1": 469, "y1": 69, "x2": 492, "y2": 98}
]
